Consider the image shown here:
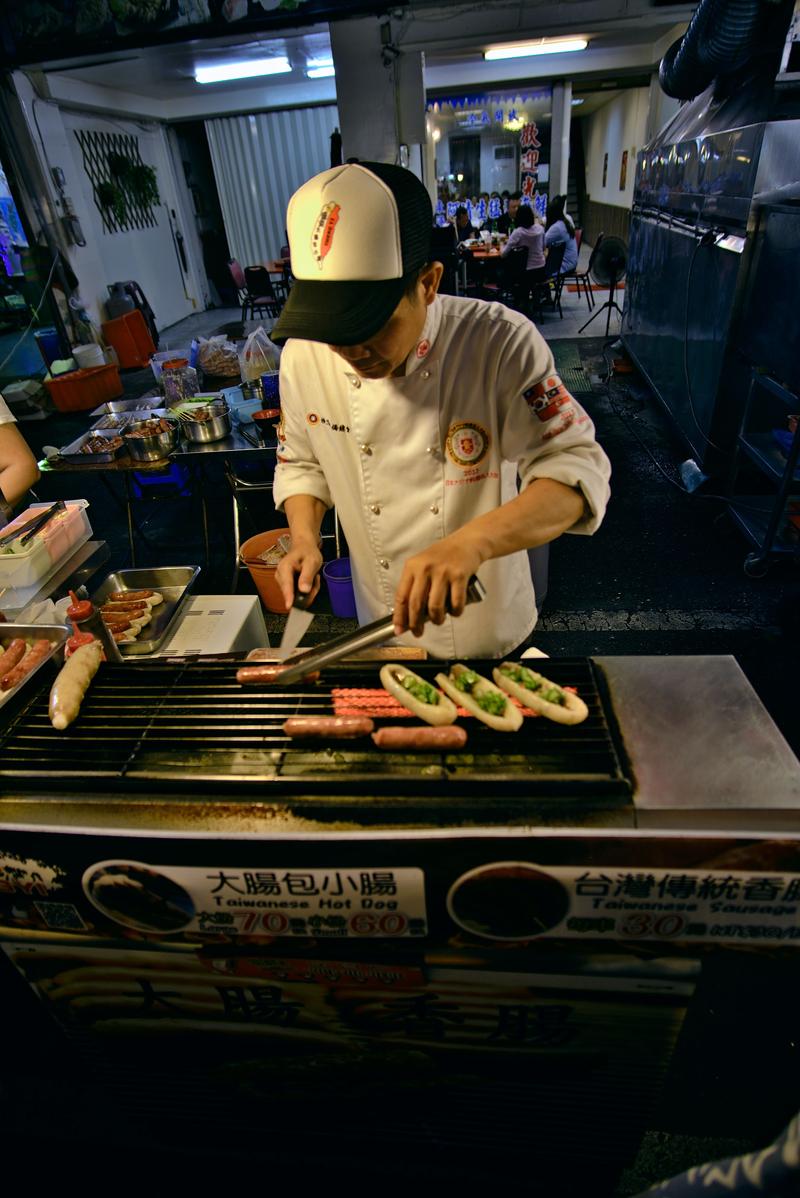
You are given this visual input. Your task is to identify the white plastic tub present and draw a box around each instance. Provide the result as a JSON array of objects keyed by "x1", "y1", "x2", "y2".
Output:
[{"x1": 0, "y1": 500, "x2": 93, "y2": 590}]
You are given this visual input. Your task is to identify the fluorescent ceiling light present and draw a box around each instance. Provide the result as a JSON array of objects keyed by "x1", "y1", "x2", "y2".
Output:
[
  {"x1": 195, "y1": 57, "x2": 292, "y2": 84},
  {"x1": 571, "y1": 97, "x2": 585, "y2": 106},
  {"x1": 307, "y1": 65, "x2": 335, "y2": 78},
  {"x1": 484, "y1": 38, "x2": 588, "y2": 61}
]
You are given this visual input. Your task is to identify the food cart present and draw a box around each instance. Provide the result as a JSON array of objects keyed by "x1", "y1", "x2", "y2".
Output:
[{"x1": 0, "y1": 647, "x2": 798, "y2": 1190}]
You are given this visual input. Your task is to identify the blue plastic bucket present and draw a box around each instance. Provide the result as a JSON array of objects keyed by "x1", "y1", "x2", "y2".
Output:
[{"x1": 322, "y1": 557, "x2": 357, "y2": 618}]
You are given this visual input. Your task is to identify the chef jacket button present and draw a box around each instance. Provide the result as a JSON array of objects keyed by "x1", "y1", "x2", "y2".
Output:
[
  {"x1": 379, "y1": 558, "x2": 390, "y2": 569},
  {"x1": 425, "y1": 445, "x2": 439, "y2": 456},
  {"x1": 421, "y1": 369, "x2": 431, "y2": 380},
  {"x1": 360, "y1": 443, "x2": 372, "y2": 455},
  {"x1": 370, "y1": 504, "x2": 381, "y2": 515},
  {"x1": 348, "y1": 374, "x2": 361, "y2": 389},
  {"x1": 430, "y1": 504, "x2": 439, "y2": 514}
]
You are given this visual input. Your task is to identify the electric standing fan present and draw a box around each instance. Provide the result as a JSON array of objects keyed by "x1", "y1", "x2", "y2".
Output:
[{"x1": 578, "y1": 236, "x2": 628, "y2": 336}]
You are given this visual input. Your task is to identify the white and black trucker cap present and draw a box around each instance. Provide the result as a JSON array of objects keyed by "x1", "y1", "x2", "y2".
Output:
[{"x1": 269, "y1": 161, "x2": 433, "y2": 346}]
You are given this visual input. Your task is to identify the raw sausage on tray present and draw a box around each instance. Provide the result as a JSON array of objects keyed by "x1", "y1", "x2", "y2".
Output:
[
  {"x1": 107, "y1": 590, "x2": 162, "y2": 605},
  {"x1": 283, "y1": 716, "x2": 374, "y2": 738},
  {"x1": 0, "y1": 638, "x2": 27, "y2": 677},
  {"x1": 371, "y1": 725, "x2": 467, "y2": 750},
  {"x1": 2, "y1": 638, "x2": 53, "y2": 691}
]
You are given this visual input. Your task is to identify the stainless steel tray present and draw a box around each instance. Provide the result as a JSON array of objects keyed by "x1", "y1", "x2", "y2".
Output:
[
  {"x1": 0, "y1": 624, "x2": 69, "y2": 709},
  {"x1": 91, "y1": 408, "x2": 168, "y2": 433},
  {"x1": 90, "y1": 397, "x2": 163, "y2": 417},
  {"x1": 60, "y1": 429, "x2": 127, "y2": 464},
  {"x1": 91, "y1": 566, "x2": 200, "y2": 656}
]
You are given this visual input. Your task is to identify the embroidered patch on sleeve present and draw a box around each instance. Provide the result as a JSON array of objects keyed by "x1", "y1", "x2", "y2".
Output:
[{"x1": 523, "y1": 375, "x2": 575, "y2": 422}]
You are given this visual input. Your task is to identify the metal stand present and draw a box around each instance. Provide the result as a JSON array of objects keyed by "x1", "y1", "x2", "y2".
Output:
[{"x1": 578, "y1": 272, "x2": 624, "y2": 336}]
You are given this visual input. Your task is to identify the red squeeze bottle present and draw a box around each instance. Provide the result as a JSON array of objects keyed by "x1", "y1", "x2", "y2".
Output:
[{"x1": 66, "y1": 590, "x2": 124, "y2": 663}]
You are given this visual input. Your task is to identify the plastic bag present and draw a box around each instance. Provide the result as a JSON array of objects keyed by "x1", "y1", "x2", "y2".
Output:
[
  {"x1": 239, "y1": 327, "x2": 278, "y2": 383},
  {"x1": 197, "y1": 335, "x2": 240, "y2": 379}
]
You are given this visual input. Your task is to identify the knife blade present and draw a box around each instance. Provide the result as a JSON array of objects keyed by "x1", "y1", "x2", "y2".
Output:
[
  {"x1": 277, "y1": 574, "x2": 487, "y2": 685},
  {"x1": 276, "y1": 585, "x2": 316, "y2": 660}
]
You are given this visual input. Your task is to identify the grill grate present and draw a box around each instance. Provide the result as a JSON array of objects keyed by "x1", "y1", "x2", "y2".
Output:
[{"x1": 0, "y1": 659, "x2": 632, "y2": 815}]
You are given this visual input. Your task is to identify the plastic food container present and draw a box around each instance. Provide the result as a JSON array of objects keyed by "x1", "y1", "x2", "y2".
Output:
[
  {"x1": 45, "y1": 364, "x2": 123, "y2": 412},
  {"x1": 0, "y1": 500, "x2": 93, "y2": 590},
  {"x1": 150, "y1": 348, "x2": 190, "y2": 383}
]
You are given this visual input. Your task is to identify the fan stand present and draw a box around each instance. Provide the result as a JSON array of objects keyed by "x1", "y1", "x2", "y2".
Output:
[{"x1": 578, "y1": 267, "x2": 624, "y2": 336}]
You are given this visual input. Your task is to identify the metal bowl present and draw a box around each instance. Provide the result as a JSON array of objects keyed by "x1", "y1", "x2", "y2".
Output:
[
  {"x1": 180, "y1": 399, "x2": 231, "y2": 443},
  {"x1": 123, "y1": 416, "x2": 179, "y2": 462}
]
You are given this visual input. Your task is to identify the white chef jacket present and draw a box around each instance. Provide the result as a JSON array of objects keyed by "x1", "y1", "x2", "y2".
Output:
[{"x1": 273, "y1": 293, "x2": 611, "y2": 659}]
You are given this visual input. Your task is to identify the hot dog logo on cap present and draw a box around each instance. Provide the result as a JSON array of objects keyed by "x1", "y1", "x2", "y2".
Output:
[
  {"x1": 446, "y1": 420, "x2": 489, "y2": 468},
  {"x1": 311, "y1": 202, "x2": 341, "y2": 269},
  {"x1": 523, "y1": 375, "x2": 574, "y2": 422}
]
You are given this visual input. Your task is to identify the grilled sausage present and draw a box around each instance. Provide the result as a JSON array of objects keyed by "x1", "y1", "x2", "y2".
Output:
[
  {"x1": 2, "y1": 638, "x2": 53, "y2": 691},
  {"x1": 493, "y1": 662, "x2": 589, "y2": 725},
  {"x1": 435, "y1": 664, "x2": 523, "y2": 733},
  {"x1": 49, "y1": 640, "x2": 103, "y2": 730},
  {"x1": 0, "y1": 638, "x2": 27, "y2": 676},
  {"x1": 236, "y1": 664, "x2": 320, "y2": 685},
  {"x1": 107, "y1": 589, "x2": 162, "y2": 605},
  {"x1": 102, "y1": 601, "x2": 149, "y2": 615},
  {"x1": 379, "y1": 664, "x2": 458, "y2": 726},
  {"x1": 282, "y1": 716, "x2": 374, "y2": 738},
  {"x1": 371, "y1": 725, "x2": 468, "y2": 750}
]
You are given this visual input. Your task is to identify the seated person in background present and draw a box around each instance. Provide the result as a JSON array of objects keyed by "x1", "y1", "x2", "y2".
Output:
[
  {"x1": 544, "y1": 195, "x2": 579, "y2": 274},
  {"x1": 454, "y1": 206, "x2": 475, "y2": 243},
  {"x1": 496, "y1": 191, "x2": 522, "y2": 236},
  {"x1": 501, "y1": 204, "x2": 547, "y2": 281},
  {"x1": 0, "y1": 394, "x2": 40, "y2": 529}
]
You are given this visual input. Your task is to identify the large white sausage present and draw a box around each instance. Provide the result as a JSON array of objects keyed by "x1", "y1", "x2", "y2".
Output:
[
  {"x1": 49, "y1": 640, "x2": 103, "y2": 730},
  {"x1": 435, "y1": 663, "x2": 523, "y2": 733},
  {"x1": 492, "y1": 662, "x2": 589, "y2": 725},
  {"x1": 379, "y1": 664, "x2": 458, "y2": 726}
]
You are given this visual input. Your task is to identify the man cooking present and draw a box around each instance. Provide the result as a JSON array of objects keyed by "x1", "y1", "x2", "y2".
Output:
[{"x1": 269, "y1": 161, "x2": 610, "y2": 659}]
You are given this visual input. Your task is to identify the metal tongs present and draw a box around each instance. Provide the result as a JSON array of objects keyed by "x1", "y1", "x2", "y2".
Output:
[
  {"x1": 276, "y1": 574, "x2": 487, "y2": 685},
  {"x1": 0, "y1": 499, "x2": 65, "y2": 549}
]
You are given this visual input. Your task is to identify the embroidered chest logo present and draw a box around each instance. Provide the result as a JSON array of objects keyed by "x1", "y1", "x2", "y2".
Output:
[
  {"x1": 306, "y1": 411, "x2": 350, "y2": 434},
  {"x1": 311, "y1": 202, "x2": 341, "y2": 269},
  {"x1": 446, "y1": 420, "x2": 490, "y2": 468},
  {"x1": 523, "y1": 375, "x2": 574, "y2": 422}
]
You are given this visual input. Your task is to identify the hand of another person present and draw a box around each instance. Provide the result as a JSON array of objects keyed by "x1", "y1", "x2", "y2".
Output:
[
  {"x1": 393, "y1": 534, "x2": 484, "y2": 638},
  {"x1": 275, "y1": 540, "x2": 323, "y2": 612}
]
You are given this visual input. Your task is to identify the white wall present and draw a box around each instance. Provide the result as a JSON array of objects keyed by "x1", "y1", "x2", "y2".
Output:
[
  {"x1": 582, "y1": 89, "x2": 650, "y2": 209},
  {"x1": 12, "y1": 72, "x2": 202, "y2": 333}
]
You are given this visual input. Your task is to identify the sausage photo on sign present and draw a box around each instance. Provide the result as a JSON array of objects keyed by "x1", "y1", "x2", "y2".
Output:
[
  {"x1": 493, "y1": 662, "x2": 589, "y2": 725},
  {"x1": 435, "y1": 663, "x2": 523, "y2": 732},
  {"x1": 379, "y1": 664, "x2": 458, "y2": 726}
]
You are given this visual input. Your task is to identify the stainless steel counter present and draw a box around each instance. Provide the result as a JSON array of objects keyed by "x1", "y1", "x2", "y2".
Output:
[{"x1": 596, "y1": 656, "x2": 800, "y2": 831}]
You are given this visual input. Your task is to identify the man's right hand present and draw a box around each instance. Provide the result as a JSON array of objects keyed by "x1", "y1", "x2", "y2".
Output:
[{"x1": 275, "y1": 539, "x2": 323, "y2": 612}]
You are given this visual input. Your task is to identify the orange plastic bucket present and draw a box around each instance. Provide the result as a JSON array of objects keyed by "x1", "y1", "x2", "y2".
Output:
[{"x1": 240, "y1": 527, "x2": 290, "y2": 612}]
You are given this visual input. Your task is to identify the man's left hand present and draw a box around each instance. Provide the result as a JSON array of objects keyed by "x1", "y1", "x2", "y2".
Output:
[{"x1": 392, "y1": 534, "x2": 485, "y2": 638}]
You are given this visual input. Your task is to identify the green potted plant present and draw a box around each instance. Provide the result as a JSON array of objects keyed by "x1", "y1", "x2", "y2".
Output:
[{"x1": 96, "y1": 179, "x2": 126, "y2": 225}]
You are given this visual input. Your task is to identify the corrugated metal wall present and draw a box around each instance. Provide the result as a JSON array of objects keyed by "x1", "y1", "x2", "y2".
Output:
[{"x1": 205, "y1": 105, "x2": 339, "y2": 269}]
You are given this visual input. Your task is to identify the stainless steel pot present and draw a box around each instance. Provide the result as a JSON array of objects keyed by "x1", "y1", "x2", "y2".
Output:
[
  {"x1": 123, "y1": 417, "x2": 179, "y2": 462},
  {"x1": 180, "y1": 399, "x2": 231, "y2": 443}
]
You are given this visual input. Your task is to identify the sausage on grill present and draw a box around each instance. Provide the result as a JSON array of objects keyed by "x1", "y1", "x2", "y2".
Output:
[
  {"x1": 49, "y1": 640, "x2": 103, "y2": 730},
  {"x1": 283, "y1": 716, "x2": 374, "y2": 739},
  {"x1": 236, "y1": 664, "x2": 320, "y2": 685},
  {"x1": 371, "y1": 725, "x2": 468, "y2": 750}
]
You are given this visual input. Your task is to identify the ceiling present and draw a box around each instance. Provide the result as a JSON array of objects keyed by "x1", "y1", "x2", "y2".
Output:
[{"x1": 31, "y1": 0, "x2": 691, "y2": 121}]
